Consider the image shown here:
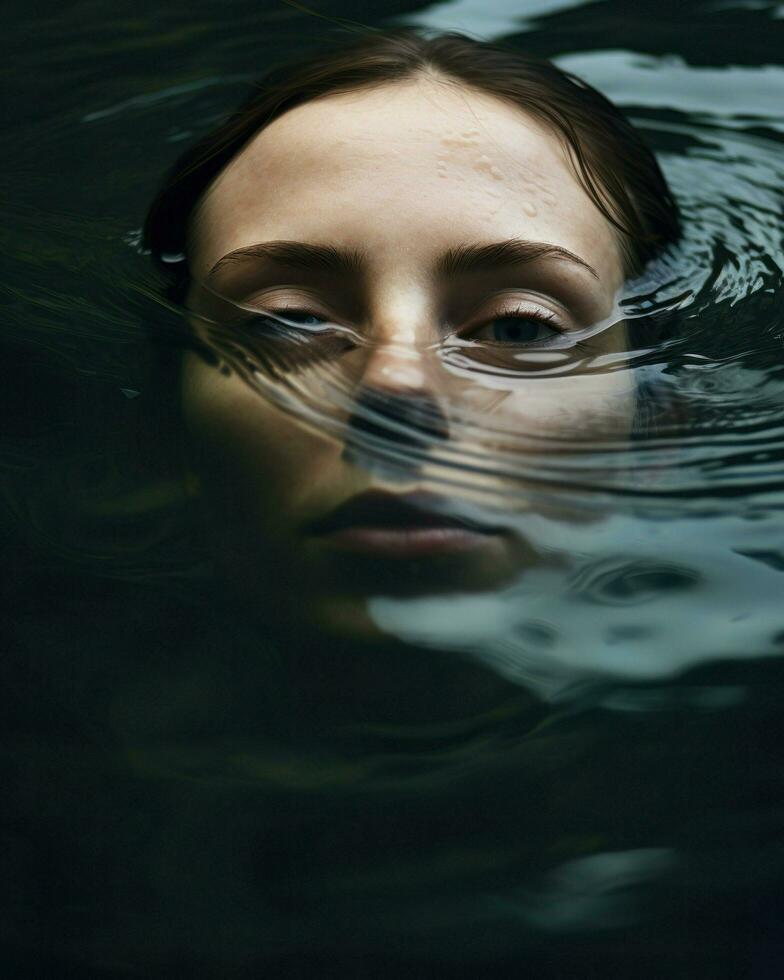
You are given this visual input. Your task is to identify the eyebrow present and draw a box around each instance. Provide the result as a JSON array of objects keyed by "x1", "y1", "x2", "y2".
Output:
[
  {"x1": 436, "y1": 239, "x2": 600, "y2": 280},
  {"x1": 205, "y1": 238, "x2": 600, "y2": 282},
  {"x1": 206, "y1": 241, "x2": 367, "y2": 280}
]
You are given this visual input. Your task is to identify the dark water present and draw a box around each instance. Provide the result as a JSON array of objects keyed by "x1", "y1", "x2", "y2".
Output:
[{"x1": 3, "y1": 1, "x2": 784, "y2": 977}]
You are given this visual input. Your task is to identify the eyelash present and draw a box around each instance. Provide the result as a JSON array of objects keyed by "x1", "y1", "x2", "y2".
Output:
[
  {"x1": 239, "y1": 308, "x2": 333, "y2": 333},
  {"x1": 471, "y1": 304, "x2": 561, "y2": 336}
]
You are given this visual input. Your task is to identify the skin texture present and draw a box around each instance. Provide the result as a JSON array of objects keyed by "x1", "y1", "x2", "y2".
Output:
[{"x1": 181, "y1": 74, "x2": 635, "y2": 642}]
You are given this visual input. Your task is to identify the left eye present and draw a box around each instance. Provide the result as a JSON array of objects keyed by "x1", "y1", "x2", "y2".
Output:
[{"x1": 474, "y1": 313, "x2": 559, "y2": 345}]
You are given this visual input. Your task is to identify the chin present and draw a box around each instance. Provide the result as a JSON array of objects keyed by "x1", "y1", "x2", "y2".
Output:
[{"x1": 296, "y1": 595, "x2": 399, "y2": 645}]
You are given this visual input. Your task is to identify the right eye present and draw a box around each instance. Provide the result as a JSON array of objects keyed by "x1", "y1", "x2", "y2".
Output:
[
  {"x1": 237, "y1": 310, "x2": 332, "y2": 337},
  {"x1": 268, "y1": 309, "x2": 330, "y2": 328},
  {"x1": 237, "y1": 310, "x2": 357, "y2": 372}
]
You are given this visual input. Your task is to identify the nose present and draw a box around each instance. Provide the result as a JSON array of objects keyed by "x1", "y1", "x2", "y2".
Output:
[
  {"x1": 349, "y1": 385, "x2": 449, "y2": 448},
  {"x1": 346, "y1": 342, "x2": 449, "y2": 450}
]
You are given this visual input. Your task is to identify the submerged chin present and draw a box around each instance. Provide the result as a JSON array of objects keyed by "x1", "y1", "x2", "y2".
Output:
[{"x1": 307, "y1": 595, "x2": 392, "y2": 642}]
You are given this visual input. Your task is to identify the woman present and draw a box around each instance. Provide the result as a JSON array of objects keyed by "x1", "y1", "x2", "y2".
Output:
[
  {"x1": 4, "y1": 18, "x2": 782, "y2": 979},
  {"x1": 143, "y1": 29, "x2": 680, "y2": 667},
  {"x1": 7, "y1": 29, "x2": 711, "y2": 980}
]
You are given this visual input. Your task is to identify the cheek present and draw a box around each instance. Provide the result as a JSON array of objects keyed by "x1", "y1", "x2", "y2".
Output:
[
  {"x1": 446, "y1": 371, "x2": 635, "y2": 446},
  {"x1": 179, "y1": 357, "x2": 339, "y2": 526},
  {"x1": 495, "y1": 375, "x2": 635, "y2": 434},
  {"x1": 474, "y1": 323, "x2": 635, "y2": 440}
]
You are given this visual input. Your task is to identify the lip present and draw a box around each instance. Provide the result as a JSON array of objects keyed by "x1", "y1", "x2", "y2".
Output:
[{"x1": 305, "y1": 491, "x2": 503, "y2": 559}]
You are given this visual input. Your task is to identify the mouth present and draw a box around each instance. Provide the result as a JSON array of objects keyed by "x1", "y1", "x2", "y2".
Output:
[{"x1": 305, "y1": 491, "x2": 503, "y2": 559}]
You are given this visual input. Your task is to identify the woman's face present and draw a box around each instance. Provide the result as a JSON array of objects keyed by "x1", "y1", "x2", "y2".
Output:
[{"x1": 181, "y1": 77, "x2": 634, "y2": 637}]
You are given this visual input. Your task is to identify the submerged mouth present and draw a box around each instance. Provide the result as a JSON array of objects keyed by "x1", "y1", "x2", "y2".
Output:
[
  {"x1": 308, "y1": 491, "x2": 493, "y2": 534},
  {"x1": 306, "y1": 491, "x2": 503, "y2": 558}
]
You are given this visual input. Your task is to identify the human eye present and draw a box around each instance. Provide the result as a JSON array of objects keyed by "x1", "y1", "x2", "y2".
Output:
[
  {"x1": 266, "y1": 308, "x2": 332, "y2": 328},
  {"x1": 232, "y1": 304, "x2": 358, "y2": 375},
  {"x1": 243, "y1": 307, "x2": 335, "y2": 333},
  {"x1": 465, "y1": 304, "x2": 564, "y2": 346}
]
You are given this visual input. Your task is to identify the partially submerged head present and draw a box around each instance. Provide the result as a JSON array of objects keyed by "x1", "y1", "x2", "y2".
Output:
[{"x1": 143, "y1": 30, "x2": 681, "y2": 638}]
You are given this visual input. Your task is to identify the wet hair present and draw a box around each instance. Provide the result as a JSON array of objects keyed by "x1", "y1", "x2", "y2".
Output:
[{"x1": 143, "y1": 28, "x2": 681, "y2": 301}]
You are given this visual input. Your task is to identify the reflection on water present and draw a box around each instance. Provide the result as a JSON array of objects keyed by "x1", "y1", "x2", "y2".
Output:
[
  {"x1": 403, "y1": 0, "x2": 587, "y2": 36},
  {"x1": 3, "y1": 0, "x2": 784, "y2": 977}
]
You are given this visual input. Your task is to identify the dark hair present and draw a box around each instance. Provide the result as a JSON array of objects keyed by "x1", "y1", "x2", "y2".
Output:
[{"x1": 143, "y1": 28, "x2": 680, "y2": 302}]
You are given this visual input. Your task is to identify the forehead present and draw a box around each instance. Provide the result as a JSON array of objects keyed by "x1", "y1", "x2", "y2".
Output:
[{"x1": 191, "y1": 77, "x2": 623, "y2": 290}]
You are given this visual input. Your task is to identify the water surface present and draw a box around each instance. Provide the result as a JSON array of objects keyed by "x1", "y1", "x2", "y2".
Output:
[{"x1": 3, "y1": 1, "x2": 784, "y2": 977}]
